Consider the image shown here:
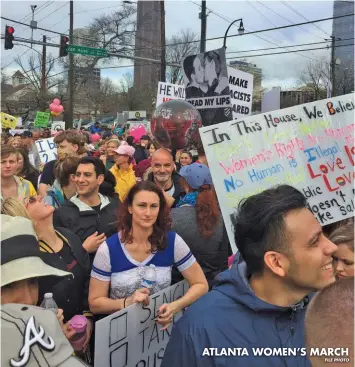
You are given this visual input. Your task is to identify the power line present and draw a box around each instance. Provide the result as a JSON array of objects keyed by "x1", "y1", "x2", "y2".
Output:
[
  {"x1": 226, "y1": 43, "x2": 354, "y2": 59},
  {"x1": 280, "y1": 1, "x2": 330, "y2": 37},
  {"x1": 37, "y1": 2, "x2": 70, "y2": 23},
  {"x1": 226, "y1": 37, "x2": 354, "y2": 54}
]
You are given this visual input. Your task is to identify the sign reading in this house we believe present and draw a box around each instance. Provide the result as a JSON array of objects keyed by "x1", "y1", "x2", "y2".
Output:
[{"x1": 200, "y1": 93, "x2": 355, "y2": 252}]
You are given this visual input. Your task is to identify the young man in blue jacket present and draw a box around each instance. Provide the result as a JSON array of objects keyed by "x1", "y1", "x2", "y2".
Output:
[{"x1": 162, "y1": 185, "x2": 338, "y2": 367}]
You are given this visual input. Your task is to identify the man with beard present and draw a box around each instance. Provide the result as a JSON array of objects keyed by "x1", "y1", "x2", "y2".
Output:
[{"x1": 146, "y1": 148, "x2": 184, "y2": 208}]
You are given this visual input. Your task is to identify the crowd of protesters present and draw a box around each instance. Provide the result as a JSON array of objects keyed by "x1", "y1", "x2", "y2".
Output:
[{"x1": 0, "y1": 123, "x2": 353, "y2": 367}]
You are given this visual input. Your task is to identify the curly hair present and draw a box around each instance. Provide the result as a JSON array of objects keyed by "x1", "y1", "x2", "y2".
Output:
[
  {"x1": 118, "y1": 181, "x2": 170, "y2": 253},
  {"x1": 196, "y1": 186, "x2": 220, "y2": 238}
]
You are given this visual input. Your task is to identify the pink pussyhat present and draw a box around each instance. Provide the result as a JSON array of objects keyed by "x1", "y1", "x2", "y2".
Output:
[{"x1": 114, "y1": 144, "x2": 135, "y2": 157}]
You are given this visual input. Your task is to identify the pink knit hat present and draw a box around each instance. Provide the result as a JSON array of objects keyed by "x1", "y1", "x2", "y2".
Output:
[{"x1": 114, "y1": 144, "x2": 135, "y2": 157}]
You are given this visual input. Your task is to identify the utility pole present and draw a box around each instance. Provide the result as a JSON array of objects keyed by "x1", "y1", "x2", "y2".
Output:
[
  {"x1": 200, "y1": 0, "x2": 207, "y2": 53},
  {"x1": 41, "y1": 35, "x2": 46, "y2": 111},
  {"x1": 330, "y1": 36, "x2": 335, "y2": 97},
  {"x1": 67, "y1": 0, "x2": 74, "y2": 129},
  {"x1": 160, "y1": 0, "x2": 166, "y2": 82}
]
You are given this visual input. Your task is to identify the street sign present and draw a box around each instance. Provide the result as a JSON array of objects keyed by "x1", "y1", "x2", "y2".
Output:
[{"x1": 67, "y1": 45, "x2": 107, "y2": 57}]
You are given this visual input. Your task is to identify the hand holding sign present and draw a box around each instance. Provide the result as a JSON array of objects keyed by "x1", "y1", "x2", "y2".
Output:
[
  {"x1": 125, "y1": 288, "x2": 150, "y2": 307},
  {"x1": 156, "y1": 303, "x2": 177, "y2": 331}
]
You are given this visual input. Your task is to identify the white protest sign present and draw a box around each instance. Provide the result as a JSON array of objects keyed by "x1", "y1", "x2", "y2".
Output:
[
  {"x1": 95, "y1": 280, "x2": 189, "y2": 367},
  {"x1": 228, "y1": 67, "x2": 253, "y2": 119},
  {"x1": 200, "y1": 93, "x2": 355, "y2": 252},
  {"x1": 156, "y1": 82, "x2": 185, "y2": 107},
  {"x1": 35, "y1": 138, "x2": 57, "y2": 164},
  {"x1": 9, "y1": 129, "x2": 25, "y2": 136},
  {"x1": 262, "y1": 87, "x2": 281, "y2": 113},
  {"x1": 51, "y1": 121, "x2": 65, "y2": 135}
]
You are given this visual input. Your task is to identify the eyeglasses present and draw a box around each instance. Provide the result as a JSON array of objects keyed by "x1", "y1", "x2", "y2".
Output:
[{"x1": 24, "y1": 195, "x2": 43, "y2": 208}]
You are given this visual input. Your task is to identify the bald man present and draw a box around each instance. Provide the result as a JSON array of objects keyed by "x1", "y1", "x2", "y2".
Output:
[
  {"x1": 305, "y1": 278, "x2": 354, "y2": 367},
  {"x1": 147, "y1": 148, "x2": 185, "y2": 208}
]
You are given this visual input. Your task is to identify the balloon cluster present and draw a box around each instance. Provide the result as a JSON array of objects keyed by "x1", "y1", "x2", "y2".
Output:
[{"x1": 49, "y1": 98, "x2": 64, "y2": 116}]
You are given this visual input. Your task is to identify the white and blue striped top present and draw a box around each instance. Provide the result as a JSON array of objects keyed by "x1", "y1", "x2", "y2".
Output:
[{"x1": 91, "y1": 231, "x2": 195, "y2": 299}]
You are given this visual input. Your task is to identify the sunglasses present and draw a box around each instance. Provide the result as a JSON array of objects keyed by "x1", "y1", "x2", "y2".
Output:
[{"x1": 24, "y1": 195, "x2": 43, "y2": 208}]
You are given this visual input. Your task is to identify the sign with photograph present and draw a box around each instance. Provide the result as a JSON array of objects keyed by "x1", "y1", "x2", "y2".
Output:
[
  {"x1": 156, "y1": 82, "x2": 185, "y2": 107},
  {"x1": 228, "y1": 67, "x2": 253, "y2": 119},
  {"x1": 182, "y1": 47, "x2": 232, "y2": 126},
  {"x1": 200, "y1": 93, "x2": 355, "y2": 252},
  {"x1": 95, "y1": 280, "x2": 189, "y2": 367}
]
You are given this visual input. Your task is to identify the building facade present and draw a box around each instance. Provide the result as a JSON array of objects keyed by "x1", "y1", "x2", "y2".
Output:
[
  {"x1": 280, "y1": 86, "x2": 327, "y2": 109},
  {"x1": 134, "y1": 1, "x2": 161, "y2": 93},
  {"x1": 229, "y1": 61, "x2": 263, "y2": 88},
  {"x1": 332, "y1": 0, "x2": 354, "y2": 95}
]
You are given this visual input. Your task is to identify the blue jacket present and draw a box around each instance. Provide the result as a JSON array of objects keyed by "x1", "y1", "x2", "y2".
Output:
[
  {"x1": 162, "y1": 253, "x2": 312, "y2": 367},
  {"x1": 90, "y1": 125, "x2": 102, "y2": 134}
]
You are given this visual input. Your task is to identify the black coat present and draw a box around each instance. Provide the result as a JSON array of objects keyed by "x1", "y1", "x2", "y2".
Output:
[
  {"x1": 53, "y1": 194, "x2": 119, "y2": 263},
  {"x1": 38, "y1": 227, "x2": 91, "y2": 322}
]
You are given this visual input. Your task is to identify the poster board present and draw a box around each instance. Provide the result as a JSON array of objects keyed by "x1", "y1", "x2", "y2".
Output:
[
  {"x1": 95, "y1": 280, "x2": 189, "y2": 367},
  {"x1": 51, "y1": 121, "x2": 65, "y2": 134},
  {"x1": 35, "y1": 138, "x2": 58, "y2": 164},
  {"x1": 228, "y1": 67, "x2": 253, "y2": 119},
  {"x1": 1, "y1": 112, "x2": 17, "y2": 129},
  {"x1": 156, "y1": 82, "x2": 185, "y2": 107},
  {"x1": 34, "y1": 112, "x2": 50, "y2": 128},
  {"x1": 200, "y1": 93, "x2": 355, "y2": 252},
  {"x1": 182, "y1": 47, "x2": 232, "y2": 126}
]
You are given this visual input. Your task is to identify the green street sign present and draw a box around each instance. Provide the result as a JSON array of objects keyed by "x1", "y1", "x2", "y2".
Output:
[
  {"x1": 34, "y1": 112, "x2": 50, "y2": 127},
  {"x1": 68, "y1": 45, "x2": 108, "y2": 57}
]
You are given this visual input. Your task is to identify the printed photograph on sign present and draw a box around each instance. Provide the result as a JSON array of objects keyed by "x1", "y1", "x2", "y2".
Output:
[
  {"x1": 182, "y1": 47, "x2": 232, "y2": 126},
  {"x1": 199, "y1": 93, "x2": 355, "y2": 252}
]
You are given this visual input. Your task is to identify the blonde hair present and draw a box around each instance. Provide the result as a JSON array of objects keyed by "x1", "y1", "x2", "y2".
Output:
[
  {"x1": 8, "y1": 136, "x2": 21, "y2": 147},
  {"x1": 1, "y1": 197, "x2": 31, "y2": 220},
  {"x1": 106, "y1": 139, "x2": 120, "y2": 148},
  {"x1": 329, "y1": 223, "x2": 354, "y2": 252}
]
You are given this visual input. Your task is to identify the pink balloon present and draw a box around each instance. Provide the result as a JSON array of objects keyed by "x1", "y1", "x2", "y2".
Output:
[
  {"x1": 53, "y1": 98, "x2": 61, "y2": 105},
  {"x1": 51, "y1": 105, "x2": 62, "y2": 113},
  {"x1": 49, "y1": 103, "x2": 56, "y2": 111},
  {"x1": 58, "y1": 105, "x2": 64, "y2": 113}
]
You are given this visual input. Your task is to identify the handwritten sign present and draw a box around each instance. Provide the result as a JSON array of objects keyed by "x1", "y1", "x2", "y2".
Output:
[
  {"x1": 34, "y1": 112, "x2": 50, "y2": 128},
  {"x1": 228, "y1": 67, "x2": 253, "y2": 119},
  {"x1": 200, "y1": 93, "x2": 355, "y2": 252},
  {"x1": 35, "y1": 138, "x2": 57, "y2": 164},
  {"x1": 156, "y1": 82, "x2": 185, "y2": 107},
  {"x1": 95, "y1": 280, "x2": 189, "y2": 367}
]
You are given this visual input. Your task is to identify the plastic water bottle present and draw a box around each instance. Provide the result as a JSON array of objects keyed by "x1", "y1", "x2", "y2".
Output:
[
  {"x1": 69, "y1": 315, "x2": 87, "y2": 352},
  {"x1": 40, "y1": 293, "x2": 58, "y2": 313},
  {"x1": 141, "y1": 264, "x2": 157, "y2": 291}
]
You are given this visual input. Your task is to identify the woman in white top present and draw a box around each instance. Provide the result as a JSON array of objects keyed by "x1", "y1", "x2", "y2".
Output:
[{"x1": 89, "y1": 181, "x2": 208, "y2": 329}]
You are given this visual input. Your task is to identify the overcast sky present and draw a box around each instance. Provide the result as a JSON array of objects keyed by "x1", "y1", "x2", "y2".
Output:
[{"x1": 1, "y1": 0, "x2": 334, "y2": 89}]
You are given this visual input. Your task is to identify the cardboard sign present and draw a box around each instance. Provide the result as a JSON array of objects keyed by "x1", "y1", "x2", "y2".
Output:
[
  {"x1": 34, "y1": 112, "x2": 50, "y2": 128},
  {"x1": 200, "y1": 93, "x2": 355, "y2": 252},
  {"x1": 1, "y1": 112, "x2": 17, "y2": 129},
  {"x1": 182, "y1": 48, "x2": 232, "y2": 126},
  {"x1": 228, "y1": 67, "x2": 253, "y2": 119},
  {"x1": 156, "y1": 82, "x2": 185, "y2": 107},
  {"x1": 95, "y1": 280, "x2": 189, "y2": 367},
  {"x1": 51, "y1": 121, "x2": 65, "y2": 135},
  {"x1": 35, "y1": 138, "x2": 57, "y2": 164}
]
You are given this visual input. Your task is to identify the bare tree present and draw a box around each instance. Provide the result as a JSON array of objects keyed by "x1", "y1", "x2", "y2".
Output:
[
  {"x1": 165, "y1": 29, "x2": 200, "y2": 84},
  {"x1": 298, "y1": 58, "x2": 329, "y2": 99},
  {"x1": 118, "y1": 72, "x2": 143, "y2": 110}
]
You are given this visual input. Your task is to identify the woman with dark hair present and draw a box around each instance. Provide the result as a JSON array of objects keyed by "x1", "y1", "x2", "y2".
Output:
[
  {"x1": 16, "y1": 147, "x2": 40, "y2": 190},
  {"x1": 99, "y1": 170, "x2": 118, "y2": 199},
  {"x1": 89, "y1": 181, "x2": 208, "y2": 328},
  {"x1": 171, "y1": 163, "x2": 230, "y2": 288}
]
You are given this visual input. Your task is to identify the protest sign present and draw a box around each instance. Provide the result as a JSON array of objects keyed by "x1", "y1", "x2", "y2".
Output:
[
  {"x1": 156, "y1": 82, "x2": 185, "y2": 107},
  {"x1": 95, "y1": 280, "x2": 189, "y2": 367},
  {"x1": 9, "y1": 129, "x2": 25, "y2": 136},
  {"x1": 182, "y1": 47, "x2": 232, "y2": 126},
  {"x1": 262, "y1": 87, "x2": 281, "y2": 113},
  {"x1": 51, "y1": 121, "x2": 65, "y2": 135},
  {"x1": 35, "y1": 138, "x2": 57, "y2": 164},
  {"x1": 228, "y1": 67, "x2": 253, "y2": 119},
  {"x1": 34, "y1": 111, "x2": 50, "y2": 128},
  {"x1": 1, "y1": 112, "x2": 17, "y2": 129},
  {"x1": 200, "y1": 93, "x2": 355, "y2": 252}
]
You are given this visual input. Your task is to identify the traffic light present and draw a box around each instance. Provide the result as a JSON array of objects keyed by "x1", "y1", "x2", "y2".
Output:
[
  {"x1": 4, "y1": 25, "x2": 15, "y2": 50},
  {"x1": 59, "y1": 35, "x2": 69, "y2": 57}
]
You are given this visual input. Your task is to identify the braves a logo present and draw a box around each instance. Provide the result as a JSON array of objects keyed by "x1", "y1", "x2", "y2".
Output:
[{"x1": 11, "y1": 316, "x2": 55, "y2": 367}]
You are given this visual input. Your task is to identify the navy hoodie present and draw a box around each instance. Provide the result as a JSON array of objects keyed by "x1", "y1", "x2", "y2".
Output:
[{"x1": 162, "y1": 253, "x2": 312, "y2": 367}]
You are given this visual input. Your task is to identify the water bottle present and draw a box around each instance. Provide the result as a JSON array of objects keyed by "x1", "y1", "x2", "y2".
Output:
[
  {"x1": 141, "y1": 264, "x2": 157, "y2": 291},
  {"x1": 69, "y1": 315, "x2": 87, "y2": 352},
  {"x1": 40, "y1": 293, "x2": 58, "y2": 313}
]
